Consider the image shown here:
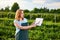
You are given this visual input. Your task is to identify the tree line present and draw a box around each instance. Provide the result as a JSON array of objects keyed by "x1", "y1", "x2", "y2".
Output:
[{"x1": 0, "y1": 2, "x2": 60, "y2": 13}]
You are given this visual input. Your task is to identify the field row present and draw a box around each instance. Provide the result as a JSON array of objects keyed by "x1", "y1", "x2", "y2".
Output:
[{"x1": 0, "y1": 18, "x2": 60, "y2": 40}]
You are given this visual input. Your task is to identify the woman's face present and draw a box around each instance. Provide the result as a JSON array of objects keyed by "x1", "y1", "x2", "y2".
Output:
[{"x1": 20, "y1": 11, "x2": 24, "y2": 18}]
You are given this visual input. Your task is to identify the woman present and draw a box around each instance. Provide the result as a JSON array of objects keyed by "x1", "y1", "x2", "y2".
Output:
[{"x1": 14, "y1": 9, "x2": 38, "y2": 40}]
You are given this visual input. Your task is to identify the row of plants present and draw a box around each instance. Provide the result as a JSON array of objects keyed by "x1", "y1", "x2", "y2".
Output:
[
  {"x1": 0, "y1": 12, "x2": 60, "y2": 22},
  {"x1": 0, "y1": 18, "x2": 60, "y2": 40}
]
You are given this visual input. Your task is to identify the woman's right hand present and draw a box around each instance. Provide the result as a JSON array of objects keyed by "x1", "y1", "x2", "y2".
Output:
[
  {"x1": 30, "y1": 21, "x2": 37, "y2": 28},
  {"x1": 30, "y1": 21, "x2": 40, "y2": 28},
  {"x1": 31, "y1": 24, "x2": 37, "y2": 28}
]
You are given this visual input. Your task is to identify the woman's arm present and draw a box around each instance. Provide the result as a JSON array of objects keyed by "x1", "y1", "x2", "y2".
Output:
[{"x1": 14, "y1": 22, "x2": 36, "y2": 30}]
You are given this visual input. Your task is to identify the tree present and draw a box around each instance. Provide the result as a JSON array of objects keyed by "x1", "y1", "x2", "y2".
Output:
[
  {"x1": 39, "y1": 8, "x2": 44, "y2": 13},
  {"x1": 0, "y1": 8, "x2": 4, "y2": 12},
  {"x1": 33, "y1": 8, "x2": 40, "y2": 13},
  {"x1": 50, "y1": 9, "x2": 56, "y2": 13},
  {"x1": 57, "y1": 9, "x2": 60, "y2": 13},
  {"x1": 24, "y1": 9, "x2": 30, "y2": 13},
  {"x1": 4, "y1": 6, "x2": 10, "y2": 12},
  {"x1": 11, "y1": 2, "x2": 19, "y2": 12}
]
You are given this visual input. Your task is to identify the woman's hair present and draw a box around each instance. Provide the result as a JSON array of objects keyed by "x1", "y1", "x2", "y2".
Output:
[{"x1": 15, "y1": 9, "x2": 24, "y2": 21}]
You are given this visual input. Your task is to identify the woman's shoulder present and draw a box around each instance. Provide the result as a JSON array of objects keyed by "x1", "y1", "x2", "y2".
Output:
[
  {"x1": 24, "y1": 18, "x2": 28, "y2": 22},
  {"x1": 13, "y1": 18, "x2": 28, "y2": 23},
  {"x1": 14, "y1": 19, "x2": 19, "y2": 23},
  {"x1": 24, "y1": 18, "x2": 27, "y2": 20}
]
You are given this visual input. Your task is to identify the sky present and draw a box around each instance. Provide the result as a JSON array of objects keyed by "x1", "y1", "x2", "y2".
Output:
[{"x1": 0, "y1": 0, "x2": 60, "y2": 10}]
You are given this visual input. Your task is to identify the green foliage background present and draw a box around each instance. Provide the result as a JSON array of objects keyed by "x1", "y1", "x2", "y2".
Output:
[{"x1": 0, "y1": 12, "x2": 60, "y2": 40}]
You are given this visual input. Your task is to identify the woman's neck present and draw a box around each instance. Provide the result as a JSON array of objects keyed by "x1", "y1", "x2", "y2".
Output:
[{"x1": 20, "y1": 18, "x2": 23, "y2": 21}]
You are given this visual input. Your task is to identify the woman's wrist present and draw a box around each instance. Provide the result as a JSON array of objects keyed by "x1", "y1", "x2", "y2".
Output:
[{"x1": 30, "y1": 24, "x2": 36, "y2": 28}]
